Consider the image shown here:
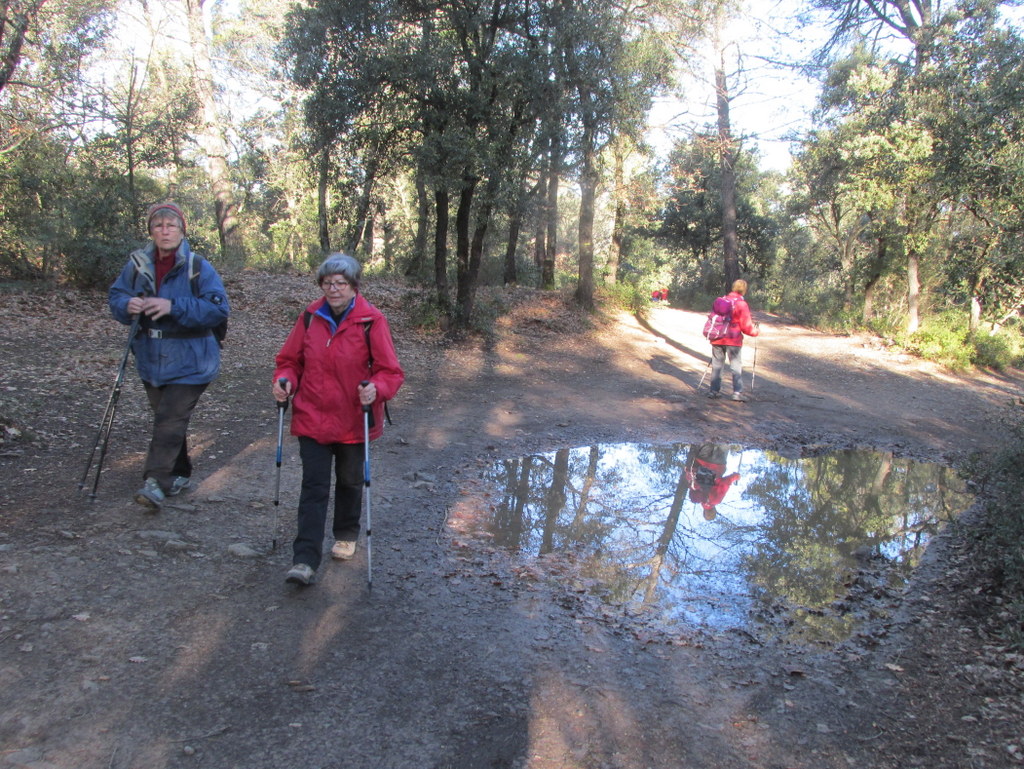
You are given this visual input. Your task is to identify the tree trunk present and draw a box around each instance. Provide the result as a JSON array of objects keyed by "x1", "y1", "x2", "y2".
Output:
[
  {"x1": 906, "y1": 249, "x2": 920, "y2": 333},
  {"x1": 540, "y1": 449, "x2": 570, "y2": 555},
  {"x1": 0, "y1": 0, "x2": 43, "y2": 96},
  {"x1": 503, "y1": 189, "x2": 523, "y2": 285},
  {"x1": 434, "y1": 188, "x2": 451, "y2": 318},
  {"x1": 184, "y1": 0, "x2": 244, "y2": 263},
  {"x1": 715, "y1": 54, "x2": 740, "y2": 288},
  {"x1": 607, "y1": 139, "x2": 625, "y2": 286},
  {"x1": 348, "y1": 141, "x2": 381, "y2": 254},
  {"x1": 317, "y1": 146, "x2": 330, "y2": 252},
  {"x1": 361, "y1": 205, "x2": 375, "y2": 259},
  {"x1": 970, "y1": 295, "x2": 982, "y2": 333},
  {"x1": 533, "y1": 165, "x2": 547, "y2": 275},
  {"x1": 862, "y1": 238, "x2": 888, "y2": 322},
  {"x1": 641, "y1": 468, "x2": 687, "y2": 606},
  {"x1": 575, "y1": 121, "x2": 597, "y2": 311},
  {"x1": 454, "y1": 177, "x2": 476, "y2": 325},
  {"x1": 543, "y1": 150, "x2": 559, "y2": 290},
  {"x1": 405, "y1": 173, "x2": 430, "y2": 277}
]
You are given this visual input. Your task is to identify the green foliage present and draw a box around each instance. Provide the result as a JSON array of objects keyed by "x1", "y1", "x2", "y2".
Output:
[
  {"x1": 406, "y1": 293, "x2": 448, "y2": 331},
  {"x1": 466, "y1": 286, "x2": 512, "y2": 337},
  {"x1": 901, "y1": 314, "x2": 975, "y2": 369},
  {"x1": 969, "y1": 326, "x2": 1024, "y2": 370},
  {"x1": 894, "y1": 312, "x2": 1024, "y2": 371},
  {"x1": 659, "y1": 137, "x2": 780, "y2": 284},
  {"x1": 602, "y1": 281, "x2": 649, "y2": 315}
]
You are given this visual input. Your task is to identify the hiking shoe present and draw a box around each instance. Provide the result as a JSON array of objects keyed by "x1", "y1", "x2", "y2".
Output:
[
  {"x1": 134, "y1": 477, "x2": 165, "y2": 510},
  {"x1": 331, "y1": 540, "x2": 356, "y2": 560},
  {"x1": 731, "y1": 392, "x2": 747, "y2": 402},
  {"x1": 707, "y1": 391, "x2": 722, "y2": 399},
  {"x1": 285, "y1": 563, "x2": 315, "y2": 585},
  {"x1": 168, "y1": 476, "x2": 191, "y2": 496}
]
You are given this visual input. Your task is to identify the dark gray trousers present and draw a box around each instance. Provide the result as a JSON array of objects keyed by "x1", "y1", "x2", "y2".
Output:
[{"x1": 142, "y1": 382, "x2": 208, "y2": 491}]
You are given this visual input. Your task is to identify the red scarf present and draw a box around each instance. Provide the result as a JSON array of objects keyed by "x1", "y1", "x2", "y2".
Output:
[{"x1": 154, "y1": 251, "x2": 176, "y2": 291}]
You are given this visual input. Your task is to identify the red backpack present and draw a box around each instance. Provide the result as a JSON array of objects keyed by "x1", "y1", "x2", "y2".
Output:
[{"x1": 703, "y1": 296, "x2": 735, "y2": 342}]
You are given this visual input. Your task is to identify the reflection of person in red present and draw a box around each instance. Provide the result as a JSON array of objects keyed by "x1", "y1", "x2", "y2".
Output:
[{"x1": 685, "y1": 443, "x2": 739, "y2": 521}]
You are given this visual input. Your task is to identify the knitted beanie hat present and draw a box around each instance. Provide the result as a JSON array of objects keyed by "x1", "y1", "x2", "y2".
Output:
[{"x1": 146, "y1": 202, "x2": 187, "y2": 234}]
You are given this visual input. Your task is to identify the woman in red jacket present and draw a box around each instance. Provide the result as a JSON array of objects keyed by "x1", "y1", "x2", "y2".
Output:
[
  {"x1": 708, "y1": 279, "x2": 759, "y2": 402},
  {"x1": 272, "y1": 254, "x2": 404, "y2": 586}
]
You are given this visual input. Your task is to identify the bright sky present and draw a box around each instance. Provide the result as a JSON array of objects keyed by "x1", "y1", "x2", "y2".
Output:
[
  {"x1": 649, "y1": 1, "x2": 1024, "y2": 173},
  {"x1": 647, "y1": 0, "x2": 830, "y2": 172}
]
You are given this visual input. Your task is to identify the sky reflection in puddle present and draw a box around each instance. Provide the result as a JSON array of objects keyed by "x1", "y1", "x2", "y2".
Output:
[{"x1": 468, "y1": 444, "x2": 970, "y2": 642}]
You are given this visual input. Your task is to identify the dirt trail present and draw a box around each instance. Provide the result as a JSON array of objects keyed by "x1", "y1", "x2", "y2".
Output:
[{"x1": 1, "y1": 277, "x2": 1021, "y2": 769}]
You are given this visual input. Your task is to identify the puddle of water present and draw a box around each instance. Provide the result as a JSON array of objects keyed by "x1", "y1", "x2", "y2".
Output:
[{"x1": 464, "y1": 443, "x2": 970, "y2": 643}]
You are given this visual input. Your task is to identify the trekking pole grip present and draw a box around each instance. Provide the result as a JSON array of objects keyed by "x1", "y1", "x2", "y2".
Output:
[
  {"x1": 277, "y1": 378, "x2": 289, "y2": 411},
  {"x1": 360, "y1": 380, "x2": 375, "y2": 428}
]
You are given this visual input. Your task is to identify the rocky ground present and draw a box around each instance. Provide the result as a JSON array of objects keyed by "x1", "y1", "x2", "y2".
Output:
[{"x1": 0, "y1": 272, "x2": 1022, "y2": 769}]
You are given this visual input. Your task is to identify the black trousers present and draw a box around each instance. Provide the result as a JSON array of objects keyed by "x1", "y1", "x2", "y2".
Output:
[
  {"x1": 293, "y1": 437, "x2": 364, "y2": 569},
  {"x1": 142, "y1": 382, "x2": 208, "y2": 490}
]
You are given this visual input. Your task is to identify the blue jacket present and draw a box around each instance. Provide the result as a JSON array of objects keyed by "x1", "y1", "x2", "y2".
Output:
[{"x1": 108, "y1": 240, "x2": 230, "y2": 387}]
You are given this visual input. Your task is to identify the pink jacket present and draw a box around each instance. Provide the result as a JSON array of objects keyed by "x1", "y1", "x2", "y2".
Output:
[
  {"x1": 274, "y1": 295, "x2": 404, "y2": 444},
  {"x1": 711, "y1": 291, "x2": 759, "y2": 347}
]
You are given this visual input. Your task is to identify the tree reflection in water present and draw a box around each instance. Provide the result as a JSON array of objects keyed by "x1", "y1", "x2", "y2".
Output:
[{"x1": 475, "y1": 444, "x2": 969, "y2": 642}]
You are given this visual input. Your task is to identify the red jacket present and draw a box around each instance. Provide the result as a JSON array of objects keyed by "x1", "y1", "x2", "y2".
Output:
[
  {"x1": 687, "y1": 460, "x2": 740, "y2": 510},
  {"x1": 274, "y1": 295, "x2": 404, "y2": 444},
  {"x1": 711, "y1": 291, "x2": 758, "y2": 347}
]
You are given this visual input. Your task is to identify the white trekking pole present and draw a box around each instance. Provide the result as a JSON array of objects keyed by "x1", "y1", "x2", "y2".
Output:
[
  {"x1": 361, "y1": 380, "x2": 374, "y2": 590},
  {"x1": 697, "y1": 356, "x2": 712, "y2": 392},
  {"x1": 750, "y1": 328, "x2": 759, "y2": 394}
]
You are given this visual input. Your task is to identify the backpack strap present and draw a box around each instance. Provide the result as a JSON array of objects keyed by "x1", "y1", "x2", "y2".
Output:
[
  {"x1": 188, "y1": 253, "x2": 201, "y2": 299},
  {"x1": 363, "y1": 320, "x2": 393, "y2": 425}
]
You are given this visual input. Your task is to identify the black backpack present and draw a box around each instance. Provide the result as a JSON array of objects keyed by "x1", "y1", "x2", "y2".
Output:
[{"x1": 188, "y1": 253, "x2": 228, "y2": 348}]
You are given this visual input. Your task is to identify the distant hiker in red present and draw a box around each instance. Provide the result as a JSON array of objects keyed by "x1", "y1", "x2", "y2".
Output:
[
  {"x1": 708, "y1": 279, "x2": 759, "y2": 402},
  {"x1": 685, "y1": 443, "x2": 739, "y2": 521}
]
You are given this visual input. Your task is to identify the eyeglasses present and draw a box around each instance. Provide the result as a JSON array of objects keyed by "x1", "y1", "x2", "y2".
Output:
[{"x1": 322, "y1": 279, "x2": 351, "y2": 291}]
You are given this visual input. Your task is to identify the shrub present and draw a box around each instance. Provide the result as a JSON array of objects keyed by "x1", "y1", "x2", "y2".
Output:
[
  {"x1": 969, "y1": 323, "x2": 1024, "y2": 371},
  {"x1": 900, "y1": 314, "x2": 974, "y2": 370},
  {"x1": 603, "y1": 281, "x2": 650, "y2": 315},
  {"x1": 961, "y1": 397, "x2": 1024, "y2": 648}
]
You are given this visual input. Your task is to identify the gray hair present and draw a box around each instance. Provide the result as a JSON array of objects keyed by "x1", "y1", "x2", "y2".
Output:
[{"x1": 316, "y1": 253, "x2": 362, "y2": 290}]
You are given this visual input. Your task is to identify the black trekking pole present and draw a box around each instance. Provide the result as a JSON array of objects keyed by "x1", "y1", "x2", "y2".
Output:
[
  {"x1": 79, "y1": 312, "x2": 142, "y2": 500},
  {"x1": 361, "y1": 380, "x2": 375, "y2": 590},
  {"x1": 272, "y1": 378, "x2": 289, "y2": 551}
]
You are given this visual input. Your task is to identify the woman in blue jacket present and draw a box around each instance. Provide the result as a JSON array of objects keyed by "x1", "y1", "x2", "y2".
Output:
[{"x1": 108, "y1": 202, "x2": 230, "y2": 510}]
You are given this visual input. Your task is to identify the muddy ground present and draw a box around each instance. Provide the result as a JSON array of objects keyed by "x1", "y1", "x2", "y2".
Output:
[{"x1": 1, "y1": 272, "x2": 1022, "y2": 769}]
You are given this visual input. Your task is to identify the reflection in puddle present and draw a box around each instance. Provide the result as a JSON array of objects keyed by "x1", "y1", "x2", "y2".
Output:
[{"x1": 468, "y1": 444, "x2": 970, "y2": 642}]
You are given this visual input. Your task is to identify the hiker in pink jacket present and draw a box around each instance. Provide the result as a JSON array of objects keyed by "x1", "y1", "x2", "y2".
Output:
[{"x1": 708, "y1": 279, "x2": 759, "y2": 402}]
